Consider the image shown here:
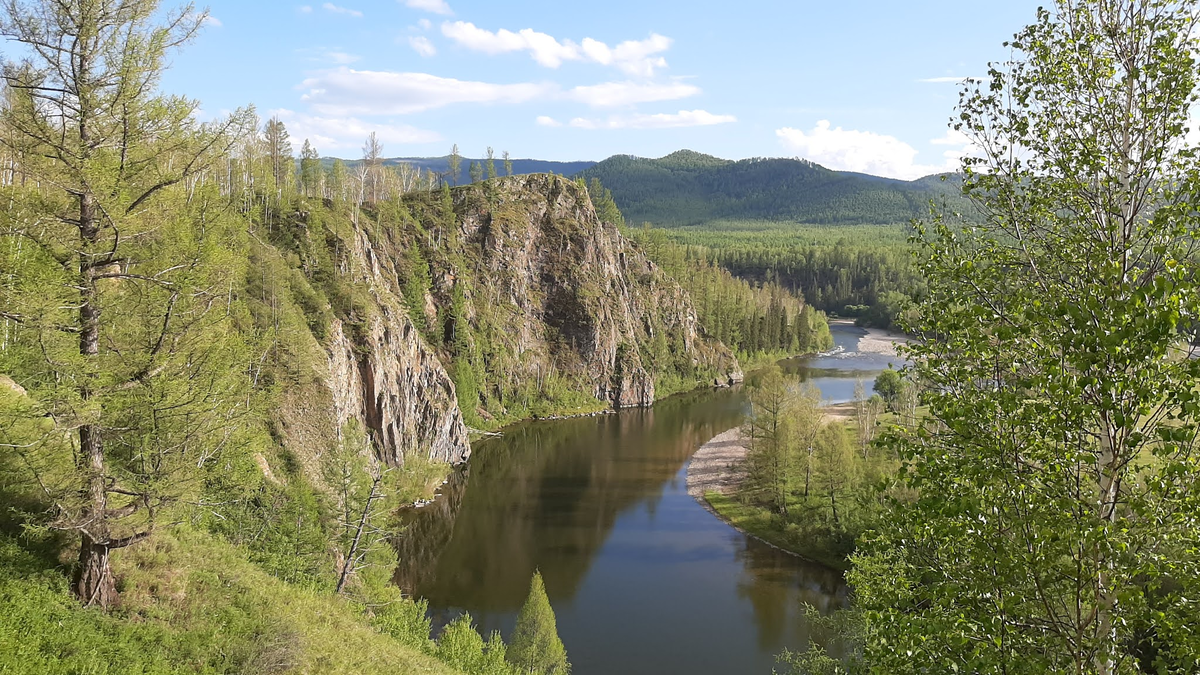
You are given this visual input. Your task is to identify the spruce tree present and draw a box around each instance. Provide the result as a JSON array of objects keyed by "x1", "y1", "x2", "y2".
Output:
[{"x1": 507, "y1": 571, "x2": 570, "y2": 674}]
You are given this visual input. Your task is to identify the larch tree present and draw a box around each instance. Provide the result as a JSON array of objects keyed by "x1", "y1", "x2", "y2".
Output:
[
  {"x1": 485, "y1": 146, "x2": 495, "y2": 180},
  {"x1": 448, "y1": 143, "x2": 461, "y2": 186},
  {"x1": 852, "y1": 1, "x2": 1200, "y2": 672},
  {"x1": 503, "y1": 150, "x2": 512, "y2": 176},
  {"x1": 0, "y1": 0, "x2": 254, "y2": 608},
  {"x1": 507, "y1": 570, "x2": 570, "y2": 675},
  {"x1": 299, "y1": 138, "x2": 321, "y2": 198}
]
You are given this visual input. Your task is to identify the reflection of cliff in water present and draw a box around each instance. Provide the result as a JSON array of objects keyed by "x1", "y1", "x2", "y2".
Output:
[{"x1": 393, "y1": 386, "x2": 745, "y2": 612}]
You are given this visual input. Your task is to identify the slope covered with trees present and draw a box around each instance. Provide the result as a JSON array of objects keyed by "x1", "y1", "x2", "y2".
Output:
[{"x1": 579, "y1": 150, "x2": 975, "y2": 226}]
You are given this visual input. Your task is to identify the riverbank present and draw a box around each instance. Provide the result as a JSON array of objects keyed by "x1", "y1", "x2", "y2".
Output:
[
  {"x1": 686, "y1": 428, "x2": 848, "y2": 570},
  {"x1": 828, "y1": 319, "x2": 913, "y2": 357}
]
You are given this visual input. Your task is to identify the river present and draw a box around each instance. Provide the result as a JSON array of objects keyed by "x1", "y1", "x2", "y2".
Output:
[{"x1": 394, "y1": 323, "x2": 905, "y2": 674}]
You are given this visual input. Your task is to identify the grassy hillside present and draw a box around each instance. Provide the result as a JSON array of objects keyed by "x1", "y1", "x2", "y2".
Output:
[{"x1": 579, "y1": 150, "x2": 975, "y2": 226}]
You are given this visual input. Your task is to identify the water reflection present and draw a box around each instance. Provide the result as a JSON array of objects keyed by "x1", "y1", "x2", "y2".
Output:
[{"x1": 395, "y1": 324, "x2": 889, "y2": 674}]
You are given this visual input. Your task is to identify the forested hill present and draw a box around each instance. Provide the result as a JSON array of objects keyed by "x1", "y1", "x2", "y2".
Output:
[{"x1": 578, "y1": 150, "x2": 975, "y2": 226}]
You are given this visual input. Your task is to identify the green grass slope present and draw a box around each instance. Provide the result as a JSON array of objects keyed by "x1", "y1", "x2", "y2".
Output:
[{"x1": 0, "y1": 528, "x2": 461, "y2": 675}]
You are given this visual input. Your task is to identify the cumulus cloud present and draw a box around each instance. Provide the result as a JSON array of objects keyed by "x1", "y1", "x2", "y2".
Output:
[
  {"x1": 272, "y1": 109, "x2": 441, "y2": 151},
  {"x1": 568, "y1": 109, "x2": 735, "y2": 130},
  {"x1": 298, "y1": 5, "x2": 313, "y2": 13},
  {"x1": 299, "y1": 68, "x2": 553, "y2": 115},
  {"x1": 536, "y1": 116, "x2": 562, "y2": 127},
  {"x1": 776, "y1": 120, "x2": 970, "y2": 180},
  {"x1": 568, "y1": 80, "x2": 699, "y2": 108},
  {"x1": 409, "y1": 36, "x2": 436, "y2": 57},
  {"x1": 441, "y1": 21, "x2": 671, "y2": 76},
  {"x1": 202, "y1": 15, "x2": 222, "y2": 27},
  {"x1": 323, "y1": 2, "x2": 362, "y2": 17},
  {"x1": 403, "y1": 0, "x2": 453, "y2": 15},
  {"x1": 417, "y1": 18, "x2": 432, "y2": 30}
]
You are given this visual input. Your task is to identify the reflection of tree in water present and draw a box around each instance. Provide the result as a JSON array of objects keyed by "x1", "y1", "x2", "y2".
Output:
[
  {"x1": 735, "y1": 535, "x2": 848, "y2": 652},
  {"x1": 393, "y1": 387, "x2": 745, "y2": 613}
]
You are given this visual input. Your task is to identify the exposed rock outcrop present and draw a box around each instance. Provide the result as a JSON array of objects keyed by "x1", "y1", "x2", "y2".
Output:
[{"x1": 433, "y1": 174, "x2": 741, "y2": 414}]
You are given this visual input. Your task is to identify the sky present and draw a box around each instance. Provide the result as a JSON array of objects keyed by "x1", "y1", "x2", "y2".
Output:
[{"x1": 157, "y1": 0, "x2": 1046, "y2": 180}]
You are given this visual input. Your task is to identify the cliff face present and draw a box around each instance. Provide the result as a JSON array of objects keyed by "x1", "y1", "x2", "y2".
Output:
[
  {"x1": 429, "y1": 174, "x2": 741, "y2": 416},
  {"x1": 323, "y1": 217, "x2": 472, "y2": 466},
  {"x1": 268, "y1": 173, "x2": 739, "y2": 475}
]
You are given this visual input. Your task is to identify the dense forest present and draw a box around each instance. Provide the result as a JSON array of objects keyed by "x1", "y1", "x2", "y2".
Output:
[{"x1": 578, "y1": 150, "x2": 976, "y2": 226}]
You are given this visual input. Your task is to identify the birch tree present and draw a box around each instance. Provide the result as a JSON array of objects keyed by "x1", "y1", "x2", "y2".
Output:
[{"x1": 852, "y1": 1, "x2": 1200, "y2": 672}]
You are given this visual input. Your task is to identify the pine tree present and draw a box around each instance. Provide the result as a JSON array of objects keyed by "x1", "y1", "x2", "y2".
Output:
[
  {"x1": 469, "y1": 160, "x2": 482, "y2": 184},
  {"x1": 502, "y1": 150, "x2": 513, "y2": 176},
  {"x1": 507, "y1": 571, "x2": 570, "y2": 674},
  {"x1": 485, "y1": 146, "x2": 496, "y2": 180}
]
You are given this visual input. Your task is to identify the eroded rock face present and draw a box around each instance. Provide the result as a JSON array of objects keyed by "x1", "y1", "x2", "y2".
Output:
[
  {"x1": 448, "y1": 174, "x2": 742, "y2": 409},
  {"x1": 328, "y1": 315, "x2": 470, "y2": 465},
  {"x1": 322, "y1": 217, "x2": 471, "y2": 466}
]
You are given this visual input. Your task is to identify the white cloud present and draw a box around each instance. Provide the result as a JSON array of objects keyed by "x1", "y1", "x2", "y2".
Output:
[
  {"x1": 580, "y1": 35, "x2": 671, "y2": 77},
  {"x1": 536, "y1": 116, "x2": 562, "y2": 127},
  {"x1": 409, "y1": 36, "x2": 436, "y2": 57},
  {"x1": 776, "y1": 120, "x2": 967, "y2": 180},
  {"x1": 298, "y1": 5, "x2": 313, "y2": 13},
  {"x1": 403, "y1": 0, "x2": 453, "y2": 15},
  {"x1": 441, "y1": 21, "x2": 671, "y2": 76},
  {"x1": 417, "y1": 18, "x2": 432, "y2": 30},
  {"x1": 568, "y1": 109, "x2": 735, "y2": 130},
  {"x1": 202, "y1": 15, "x2": 222, "y2": 27},
  {"x1": 299, "y1": 68, "x2": 553, "y2": 115},
  {"x1": 298, "y1": 48, "x2": 360, "y2": 65},
  {"x1": 272, "y1": 109, "x2": 441, "y2": 151},
  {"x1": 323, "y1": 2, "x2": 363, "y2": 17},
  {"x1": 568, "y1": 80, "x2": 699, "y2": 108}
]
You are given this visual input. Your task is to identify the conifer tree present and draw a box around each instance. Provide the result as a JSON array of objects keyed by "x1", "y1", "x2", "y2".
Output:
[
  {"x1": 448, "y1": 143, "x2": 462, "y2": 185},
  {"x1": 507, "y1": 571, "x2": 570, "y2": 674},
  {"x1": 502, "y1": 150, "x2": 513, "y2": 176},
  {"x1": 0, "y1": 0, "x2": 254, "y2": 608},
  {"x1": 485, "y1": 146, "x2": 495, "y2": 179},
  {"x1": 469, "y1": 160, "x2": 482, "y2": 184},
  {"x1": 300, "y1": 139, "x2": 321, "y2": 198}
]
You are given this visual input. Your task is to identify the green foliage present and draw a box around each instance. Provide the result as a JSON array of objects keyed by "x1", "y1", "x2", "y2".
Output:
[
  {"x1": 580, "y1": 151, "x2": 974, "y2": 226},
  {"x1": 627, "y1": 226, "x2": 833, "y2": 362},
  {"x1": 870, "y1": 369, "x2": 902, "y2": 409},
  {"x1": 507, "y1": 571, "x2": 570, "y2": 675},
  {"x1": 437, "y1": 613, "x2": 514, "y2": 675},
  {"x1": 851, "y1": 2, "x2": 1200, "y2": 672}
]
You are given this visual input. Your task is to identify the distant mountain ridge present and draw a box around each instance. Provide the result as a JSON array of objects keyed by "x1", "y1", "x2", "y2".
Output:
[
  {"x1": 578, "y1": 150, "x2": 975, "y2": 226},
  {"x1": 321, "y1": 149, "x2": 973, "y2": 225}
]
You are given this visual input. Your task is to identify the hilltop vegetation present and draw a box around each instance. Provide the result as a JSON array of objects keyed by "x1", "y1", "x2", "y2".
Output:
[{"x1": 579, "y1": 150, "x2": 975, "y2": 226}]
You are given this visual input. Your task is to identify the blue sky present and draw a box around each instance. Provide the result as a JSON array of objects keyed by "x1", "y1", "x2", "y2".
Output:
[{"x1": 161, "y1": 0, "x2": 1044, "y2": 179}]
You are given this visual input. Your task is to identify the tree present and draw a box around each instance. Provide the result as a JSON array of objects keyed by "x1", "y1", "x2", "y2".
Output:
[
  {"x1": 507, "y1": 571, "x2": 570, "y2": 674},
  {"x1": 743, "y1": 366, "x2": 796, "y2": 513},
  {"x1": 852, "y1": 1, "x2": 1200, "y2": 672},
  {"x1": 469, "y1": 160, "x2": 482, "y2": 184},
  {"x1": 485, "y1": 146, "x2": 495, "y2": 180},
  {"x1": 263, "y1": 115, "x2": 292, "y2": 195},
  {"x1": 870, "y1": 368, "x2": 901, "y2": 411},
  {"x1": 448, "y1": 143, "x2": 462, "y2": 186},
  {"x1": 503, "y1": 150, "x2": 513, "y2": 176},
  {"x1": 812, "y1": 423, "x2": 855, "y2": 529},
  {"x1": 0, "y1": 0, "x2": 254, "y2": 608},
  {"x1": 362, "y1": 131, "x2": 384, "y2": 202},
  {"x1": 300, "y1": 139, "x2": 321, "y2": 198}
]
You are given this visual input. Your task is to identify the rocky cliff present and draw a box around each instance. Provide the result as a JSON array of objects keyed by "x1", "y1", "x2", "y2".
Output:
[
  {"x1": 409, "y1": 174, "x2": 742, "y2": 422},
  {"x1": 266, "y1": 173, "x2": 740, "y2": 475}
]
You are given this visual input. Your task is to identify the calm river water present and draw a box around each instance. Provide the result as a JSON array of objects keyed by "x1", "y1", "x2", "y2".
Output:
[{"x1": 395, "y1": 323, "x2": 904, "y2": 674}]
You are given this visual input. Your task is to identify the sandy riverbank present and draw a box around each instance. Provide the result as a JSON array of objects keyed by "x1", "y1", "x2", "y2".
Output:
[
  {"x1": 685, "y1": 428, "x2": 747, "y2": 518},
  {"x1": 828, "y1": 318, "x2": 913, "y2": 357}
]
